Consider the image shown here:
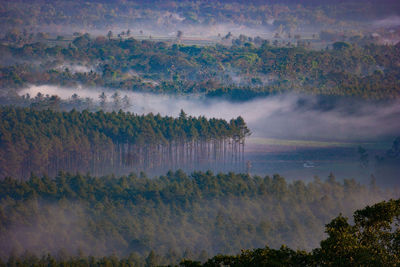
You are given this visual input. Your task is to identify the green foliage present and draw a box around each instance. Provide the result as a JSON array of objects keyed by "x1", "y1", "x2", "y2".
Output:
[
  {"x1": 332, "y1": 41, "x2": 352, "y2": 51},
  {"x1": 315, "y1": 199, "x2": 400, "y2": 266},
  {"x1": 2, "y1": 36, "x2": 400, "y2": 100},
  {"x1": 1, "y1": 0, "x2": 398, "y2": 34},
  {"x1": 0, "y1": 107, "x2": 249, "y2": 179},
  {"x1": 0, "y1": 170, "x2": 396, "y2": 262},
  {"x1": 1, "y1": 196, "x2": 399, "y2": 266}
]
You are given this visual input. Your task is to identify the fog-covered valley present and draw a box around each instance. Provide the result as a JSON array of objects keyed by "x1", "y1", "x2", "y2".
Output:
[
  {"x1": 19, "y1": 85, "x2": 400, "y2": 142},
  {"x1": 1, "y1": 1, "x2": 400, "y2": 265},
  {"x1": 17, "y1": 85, "x2": 400, "y2": 186}
]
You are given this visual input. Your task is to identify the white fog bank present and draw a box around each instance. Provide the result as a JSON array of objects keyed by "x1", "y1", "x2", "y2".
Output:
[{"x1": 19, "y1": 85, "x2": 400, "y2": 142}]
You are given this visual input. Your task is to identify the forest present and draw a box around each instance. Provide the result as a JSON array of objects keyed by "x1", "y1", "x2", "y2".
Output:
[
  {"x1": 2, "y1": 0, "x2": 398, "y2": 32},
  {"x1": 0, "y1": 107, "x2": 249, "y2": 179},
  {"x1": 2, "y1": 0, "x2": 400, "y2": 103},
  {"x1": 1, "y1": 0, "x2": 400, "y2": 104},
  {"x1": 1, "y1": 0, "x2": 400, "y2": 266},
  {"x1": 1, "y1": 34, "x2": 400, "y2": 103},
  {"x1": 0, "y1": 170, "x2": 398, "y2": 266}
]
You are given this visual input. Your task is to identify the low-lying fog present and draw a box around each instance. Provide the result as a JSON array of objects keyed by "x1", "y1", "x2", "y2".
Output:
[
  {"x1": 38, "y1": 22, "x2": 275, "y2": 40},
  {"x1": 373, "y1": 16, "x2": 400, "y2": 27},
  {"x1": 20, "y1": 85, "x2": 400, "y2": 142},
  {"x1": 19, "y1": 85, "x2": 400, "y2": 185}
]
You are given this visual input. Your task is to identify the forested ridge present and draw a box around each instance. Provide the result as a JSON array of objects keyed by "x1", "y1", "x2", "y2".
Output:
[
  {"x1": 2, "y1": 36, "x2": 400, "y2": 101},
  {"x1": 2, "y1": 0, "x2": 397, "y2": 32},
  {"x1": 0, "y1": 171, "x2": 398, "y2": 266},
  {"x1": 0, "y1": 107, "x2": 249, "y2": 179}
]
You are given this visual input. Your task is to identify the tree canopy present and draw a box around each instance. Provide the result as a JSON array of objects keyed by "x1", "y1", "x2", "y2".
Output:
[{"x1": 0, "y1": 171, "x2": 398, "y2": 266}]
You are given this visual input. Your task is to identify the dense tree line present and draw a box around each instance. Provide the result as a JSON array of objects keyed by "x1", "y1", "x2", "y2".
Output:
[
  {"x1": 1, "y1": 36, "x2": 400, "y2": 100},
  {"x1": 0, "y1": 107, "x2": 249, "y2": 179},
  {"x1": 2, "y1": 0, "x2": 397, "y2": 35},
  {"x1": 0, "y1": 171, "x2": 398, "y2": 265}
]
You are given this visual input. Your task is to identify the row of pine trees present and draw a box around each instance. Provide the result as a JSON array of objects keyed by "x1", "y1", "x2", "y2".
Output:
[{"x1": 0, "y1": 107, "x2": 250, "y2": 179}]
